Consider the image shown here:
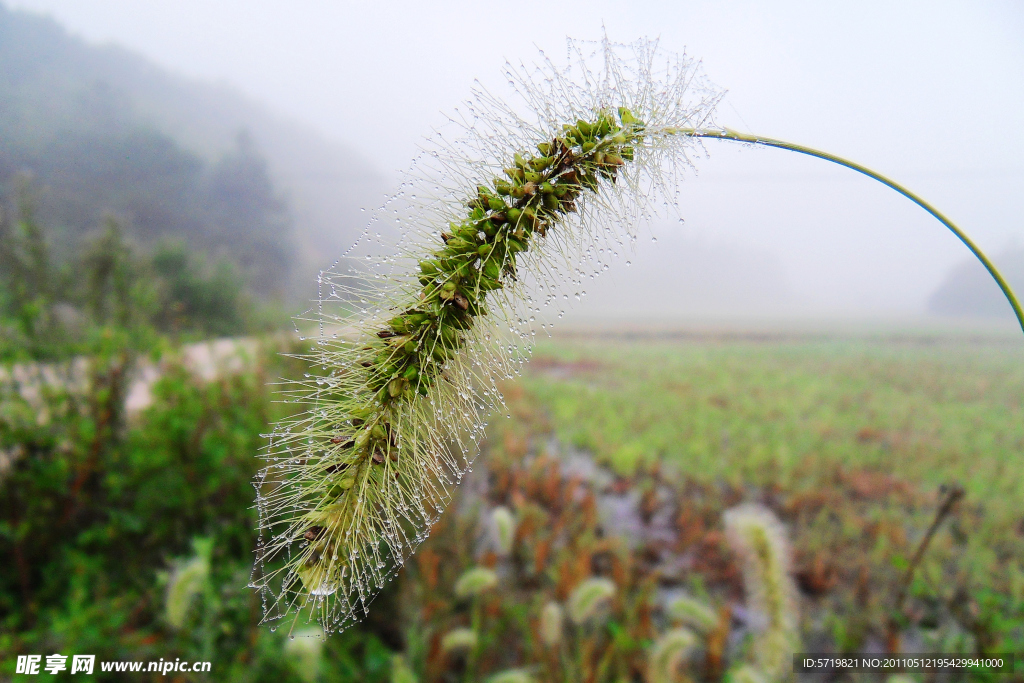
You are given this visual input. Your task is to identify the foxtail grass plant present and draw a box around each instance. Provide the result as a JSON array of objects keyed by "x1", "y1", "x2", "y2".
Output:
[
  {"x1": 724, "y1": 505, "x2": 800, "y2": 683},
  {"x1": 454, "y1": 566, "x2": 499, "y2": 598},
  {"x1": 646, "y1": 627, "x2": 698, "y2": 683},
  {"x1": 164, "y1": 538, "x2": 211, "y2": 630},
  {"x1": 252, "y1": 36, "x2": 720, "y2": 636},
  {"x1": 441, "y1": 628, "x2": 479, "y2": 653},
  {"x1": 454, "y1": 565, "x2": 499, "y2": 680},
  {"x1": 491, "y1": 506, "x2": 517, "y2": 556},
  {"x1": 252, "y1": 36, "x2": 1024, "y2": 638},
  {"x1": 666, "y1": 594, "x2": 718, "y2": 634},
  {"x1": 539, "y1": 601, "x2": 565, "y2": 648},
  {"x1": 567, "y1": 577, "x2": 617, "y2": 626}
]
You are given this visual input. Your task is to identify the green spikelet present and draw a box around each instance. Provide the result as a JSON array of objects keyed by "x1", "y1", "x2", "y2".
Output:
[
  {"x1": 568, "y1": 576, "x2": 616, "y2": 625},
  {"x1": 441, "y1": 627, "x2": 479, "y2": 652},
  {"x1": 454, "y1": 566, "x2": 499, "y2": 598},
  {"x1": 723, "y1": 504, "x2": 800, "y2": 682},
  {"x1": 646, "y1": 627, "x2": 698, "y2": 683},
  {"x1": 165, "y1": 537, "x2": 211, "y2": 630},
  {"x1": 539, "y1": 601, "x2": 564, "y2": 647},
  {"x1": 491, "y1": 506, "x2": 517, "y2": 556},
  {"x1": 666, "y1": 593, "x2": 718, "y2": 633}
]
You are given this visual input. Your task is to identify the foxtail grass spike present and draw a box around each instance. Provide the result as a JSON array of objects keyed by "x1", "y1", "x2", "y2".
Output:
[
  {"x1": 491, "y1": 506, "x2": 517, "y2": 556},
  {"x1": 646, "y1": 627, "x2": 698, "y2": 683},
  {"x1": 724, "y1": 505, "x2": 800, "y2": 683},
  {"x1": 567, "y1": 576, "x2": 617, "y2": 625},
  {"x1": 454, "y1": 566, "x2": 499, "y2": 598},
  {"x1": 539, "y1": 601, "x2": 565, "y2": 647},
  {"x1": 666, "y1": 593, "x2": 718, "y2": 633},
  {"x1": 252, "y1": 36, "x2": 720, "y2": 636},
  {"x1": 441, "y1": 627, "x2": 479, "y2": 653},
  {"x1": 165, "y1": 538, "x2": 211, "y2": 630}
]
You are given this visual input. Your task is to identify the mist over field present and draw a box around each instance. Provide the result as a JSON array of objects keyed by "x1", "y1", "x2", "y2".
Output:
[{"x1": 3, "y1": 0, "x2": 1022, "y2": 326}]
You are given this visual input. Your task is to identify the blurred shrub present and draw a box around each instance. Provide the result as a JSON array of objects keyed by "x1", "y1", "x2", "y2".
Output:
[
  {"x1": 0, "y1": 333, "x2": 396, "y2": 681},
  {"x1": 0, "y1": 183, "x2": 284, "y2": 363}
]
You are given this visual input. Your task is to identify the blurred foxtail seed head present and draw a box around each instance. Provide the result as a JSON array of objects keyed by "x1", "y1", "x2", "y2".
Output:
[
  {"x1": 491, "y1": 505, "x2": 516, "y2": 556},
  {"x1": 441, "y1": 627, "x2": 479, "y2": 653},
  {"x1": 539, "y1": 601, "x2": 564, "y2": 647},
  {"x1": 723, "y1": 504, "x2": 800, "y2": 682},
  {"x1": 666, "y1": 593, "x2": 718, "y2": 633},
  {"x1": 454, "y1": 566, "x2": 499, "y2": 598},
  {"x1": 568, "y1": 576, "x2": 617, "y2": 625},
  {"x1": 646, "y1": 627, "x2": 698, "y2": 683}
]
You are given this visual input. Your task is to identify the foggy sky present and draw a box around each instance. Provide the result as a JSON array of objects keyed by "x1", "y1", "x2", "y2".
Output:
[{"x1": 6, "y1": 0, "x2": 1024, "y2": 320}]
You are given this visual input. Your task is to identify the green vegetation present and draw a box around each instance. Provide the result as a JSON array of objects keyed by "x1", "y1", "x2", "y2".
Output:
[
  {"x1": 5, "y1": 316, "x2": 1021, "y2": 680},
  {"x1": 0, "y1": 192, "x2": 397, "y2": 679},
  {"x1": 0, "y1": 185, "x2": 281, "y2": 362},
  {"x1": 517, "y1": 336, "x2": 1024, "y2": 670},
  {"x1": 0, "y1": 339, "x2": 399, "y2": 681},
  {"x1": 523, "y1": 337, "x2": 1024, "y2": 507},
  {"x1": 378, "y1": 335, "x2": 1024, "y2": 682}
]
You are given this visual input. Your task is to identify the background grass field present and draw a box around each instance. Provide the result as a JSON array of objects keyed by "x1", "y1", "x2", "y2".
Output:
[
  {"x1": 523, "y1": 332, "x2": 1024, "y2": 509},
  {"x1": 3, "y1": 327, "x2": 1023, "y2": 681},
  {"x1": 390, "y1": 329, "x2": 1024, "y2": 682}
]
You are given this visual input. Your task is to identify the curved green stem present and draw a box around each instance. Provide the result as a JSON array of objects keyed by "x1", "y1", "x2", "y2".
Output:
[{"x1": 678, "y1": 127, "x2": 1024, "y2": 336}]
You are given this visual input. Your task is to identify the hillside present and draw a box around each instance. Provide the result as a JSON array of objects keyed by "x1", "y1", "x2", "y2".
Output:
[{"x1": 0, "y1": 4, "x2": 383, "y2": 299}]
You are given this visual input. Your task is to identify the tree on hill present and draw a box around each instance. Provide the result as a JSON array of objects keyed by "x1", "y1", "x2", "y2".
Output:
[
  {"x1": 0, "y1": 183, "x2": 276, "y2": 362},
  {"x1": 204, "y1": 132, "x2": 292, "y2": 297}
]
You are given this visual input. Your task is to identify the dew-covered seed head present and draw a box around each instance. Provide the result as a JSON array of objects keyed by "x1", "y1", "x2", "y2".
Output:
[
  {"x1": 252, "y1": 35, "x2": 721, "y2": 637},
  {"x1": 454, "y1": 566, "x2": 499, "y2": 598}
]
